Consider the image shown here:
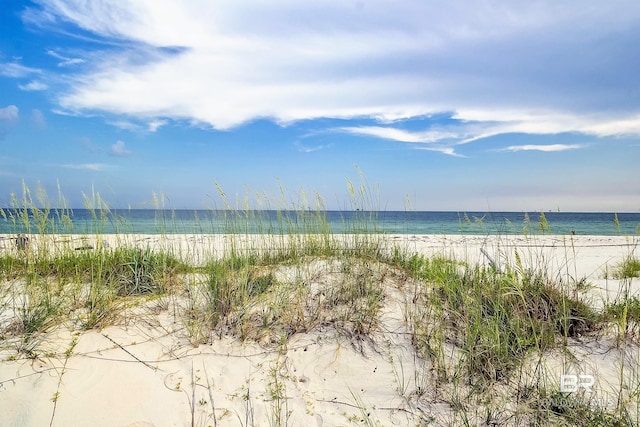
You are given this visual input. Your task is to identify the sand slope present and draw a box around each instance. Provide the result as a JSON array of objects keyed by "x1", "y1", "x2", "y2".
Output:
[{"x1": 1, "y1": 234, "x2": 638, "y2": 426}]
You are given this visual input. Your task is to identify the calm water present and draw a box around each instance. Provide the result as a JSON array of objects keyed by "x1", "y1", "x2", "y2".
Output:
[{"x1": 1, "y1": 209, "x2": 639, "y2": 236}]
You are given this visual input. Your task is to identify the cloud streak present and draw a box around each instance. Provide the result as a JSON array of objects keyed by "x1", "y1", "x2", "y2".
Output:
[
  {"x1": 339, "y1": 126, "x2": 458, "y2": 144},
  {"x1": 23, "y1": 0, "x2": 640, "y2": 144},
  {"x1": 46, "y1": 49, "x2": 86, "y2": 67},
  {"x1": 500, "y1": 144, "x2": 584, "y2": 152},
  {"x1": 294, "y1": 141, "x2": 332, "y2": 153},
  {"x1": 61, "y1": 163, "x2": 112, "y2": 171},
  {"x1": 337, "y1": 125, "x2": 463, "y2": 155},
  {"x1": 333, "y1": 111, "x2": 640, "y2": 153},
  {"x1": 0, "y1": 61, "x2": 41, "y2": 78},
  {"x1": 19, "y1": 80, "x2": 48, "y2": 91}
]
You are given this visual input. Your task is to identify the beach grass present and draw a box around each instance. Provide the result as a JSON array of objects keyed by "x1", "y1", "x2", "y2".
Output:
[
  {"x1": 408, "y1": 258, "x2": 601, "y2": 385},
  {"x1": 614, "y1": 257, "x2": 640, "y2": 279},
  {"x1": 1, "y1": 181, "x2": 640, "y2": 426}
]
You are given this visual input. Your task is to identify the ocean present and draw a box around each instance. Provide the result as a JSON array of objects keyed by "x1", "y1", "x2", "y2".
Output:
[{"x1": 1, "y1": 209, "x2": 639, "y2": 236}]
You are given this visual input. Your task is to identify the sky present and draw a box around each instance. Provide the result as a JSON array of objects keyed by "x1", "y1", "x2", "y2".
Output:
[{"x1": 1, "y1": 0, "x2": 639, "y2": 211}]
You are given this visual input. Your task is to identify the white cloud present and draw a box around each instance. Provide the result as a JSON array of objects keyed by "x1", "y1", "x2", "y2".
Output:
[
  {"x1": 500, "y1": 144, "x2": 584, "y2": 152},
  {"x1": 107, "y1": 120, "x2": 143, "y2": 131},
  {"x1": 148, "y1": 119, "x2": 166, "y2": 132},
  {"x1": 26, "y1": 0, "x2": 640, "y2": 140},
  {"x1": 109, "y1": 140, "x2": 131, "y2": 157},
  {"x1": 0, "y1": 105, "x2": 19, "y2": 121},
  {"x1": 106, "y1": 119, "x2": 166, "y2": 132},
  {"x1": 413, "y1": 145, "x2": 463, "y2": 157},
  {"x1": 294, "y1": 141, "x2": 331, "y2": 153},
  {"x1": 18, "y1": 80, "x2": 48, "y2": 91},
  {"x1": 0, "y1": 61, "x2": 41, "y2": 78},
  {"x1": 61, "y1": 163, "x2": 112, "y2": 171},
  {"x1": 338, "y1": 125, "x2": 464, "y2": 144},
  {"x1": 336, "y1": 125, "x2": 466, "y2": 156},
  {"x1": 46, "y1": 49, "x2": 86, "y2": 67},
  {"x1": 334, "y1": 112, "x2": 640, "y2": 153},
  {"x1": 453, "y1": 111, "x2": 640, "y2": 142}
]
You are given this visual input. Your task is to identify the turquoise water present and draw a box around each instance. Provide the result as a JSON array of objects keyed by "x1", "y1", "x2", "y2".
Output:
[{"x1": 1, "y1": 209, "x2": 639, "y2": 236}]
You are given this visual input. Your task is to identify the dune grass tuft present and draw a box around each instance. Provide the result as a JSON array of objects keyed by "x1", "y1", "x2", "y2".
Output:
[
  {"x1": 613, "y1": 257, "x2": 640, "y2": 279},
  {"x1": 406, "y1": 254, "x2": 601, "y2": 387}
]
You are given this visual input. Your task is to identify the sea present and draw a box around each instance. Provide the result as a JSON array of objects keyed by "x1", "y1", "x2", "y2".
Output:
[{"x1": 1, "y1": 209, "x2": 639, "y2": 236}]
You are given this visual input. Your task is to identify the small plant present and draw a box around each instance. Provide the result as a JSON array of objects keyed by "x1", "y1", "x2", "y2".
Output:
[
  {"x1": 49, "y1": 334, "x2": 79, "y2": 425},
  {"x1": 347, "y1": 387, "x2": 377, "y2": 427},
  {"x1": 104, "y1": 247, "x2": 183, "y2": 296},
  {"x1": 267, "y1": 356, "x2": 290, "y2": 427},
  {"x1": 0, "y1": 254, "x2": 26, "y2": 280},
  {"x1": 81, "y1": 280, "x2": 118, "y2": 330},
  {"x1": 611, "y1": 257, "x2": 640, "y2": 279},
  {"x1": 5, "y1": 276, "x2": 63, "y2": 355},
  {"x1": 604, "y1": 296, "x2": 640, "y2": 342},
  {"x1": 328, "y1": 260, "x2": 385, "y2": 339}
]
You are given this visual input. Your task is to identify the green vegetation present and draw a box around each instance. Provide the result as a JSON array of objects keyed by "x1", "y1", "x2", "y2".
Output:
[
  {"x1": 408, "y1": 259, "x2": 601, "y2": 386},
  {"x1": 612, "y1": 256, "x2": 640, "y2": 279},
  {"x1": 1, "y1": 179, "x2": 639, "y2": 426}
]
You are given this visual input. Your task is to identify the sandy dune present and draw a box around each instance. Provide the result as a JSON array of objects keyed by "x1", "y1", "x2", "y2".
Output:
[{"x1": 0, "y1": 234, "x2": 638, "y2": 426}]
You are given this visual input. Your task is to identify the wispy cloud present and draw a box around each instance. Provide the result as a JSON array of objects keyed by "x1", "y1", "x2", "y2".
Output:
[
  {"x1": 107, "y1": 120, "x2": 143, "y2": 131},
  {"x1": 18, "y1": 80, "x2": 48, "y2": 91},
  {"x1": 336, "y1": 125, "x2": 463, "y2": 155},
  {"x1": 338, "y1": 126, "x2": 459, "y2": 144},
  {"x1": 413, "y1": 145, "x2": 463, "y2": 157},
  {"x1": 22, "y1": 1, "x2": 640, "y2": 140},
  {"x1": 107, "y1": 119, "x2": 166, "y2": 132},
  {"x1": 500, "y1": 144, "x2": 584, "y2": 152},
  {"x1": 453, "y1": 111, "x2": 640, "y2": 143},
  {"x1": 335, "y1": 114, "x2": 637, "y2": 155},
  {"x1": 294, "y1": 141, "x2": 332, "y2": 153},
  {"x1": 0, "y1": 61, "x2": 41, "y2": 78},
  {"x1": 499, "y1": 144, "x2": 584, "y2": 152},
  {"x1": 61, "y1": 163, "x2": 112, "y2": 171},
  {"x1": 0, "y1": 105, "x2": 19, "y2": 121},
  {"x1": 109, "y1": 140, "x2": 131, "y2": 157},
  {"x1": 45, "y1": 49, "x2": 86, "y2": 67}
]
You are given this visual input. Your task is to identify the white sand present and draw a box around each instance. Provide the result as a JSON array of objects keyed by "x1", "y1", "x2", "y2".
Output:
[{"x1": 0, "y1": 233, "x2": 638, "y2": 426}]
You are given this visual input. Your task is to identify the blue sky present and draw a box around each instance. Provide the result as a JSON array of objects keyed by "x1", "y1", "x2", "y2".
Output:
[{"x1": 1, "y1": 1, "x2": 639, "y2": 211}]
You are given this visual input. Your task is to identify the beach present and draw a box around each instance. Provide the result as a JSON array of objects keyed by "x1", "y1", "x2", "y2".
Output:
[
  {"x1": 1, "y1": 233, "x2": 638, "y2": 426},
  {"x1": 4, "y1": 1, "x2": 639, "y2": 425}
]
